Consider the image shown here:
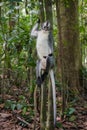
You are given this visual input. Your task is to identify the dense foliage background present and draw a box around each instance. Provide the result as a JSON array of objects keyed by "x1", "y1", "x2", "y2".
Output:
[{"x1": 0, "y1": 0, "x2": 87, "y2": 130}]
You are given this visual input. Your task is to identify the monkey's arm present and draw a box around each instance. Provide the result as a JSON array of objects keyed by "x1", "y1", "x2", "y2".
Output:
[
  {"x1": 31, "y1": 22, "x2": 39, "y2": 37},
  {"x1": 31, "y1": 19, "x2": 40, "y2": 37}
]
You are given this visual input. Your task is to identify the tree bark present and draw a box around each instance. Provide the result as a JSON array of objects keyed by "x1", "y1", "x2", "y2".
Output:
[
  {"x1": 44, "y1": 0, "x2": 54, "y2": 129},
  {"x1": 44, "y1": 0, "x2": 53, "y2": 27},
  {"x1": 39, "y1": 0, "x2": 45, "y2": 23},
  {"x1": 25, "y1": 0, "x2": 28, "y2": 15},
  {"x1": 38, "y1": 0, "x2": 54, "y2": 129},
  {"x1": 40, "y1": 83, "x2": 47, "y2": 130},
  {"x1": 34, "y1": 1, "x2": 47, "y2": 129},
  {"x1": 46, "y1": 80, "x2": 54, "y2": 130},
  {"x1": 0, "y1": 0, "x2": 2, "y2": 24},
  {"x1": 56, "y1": 0, "x2": 81, "y2": 113}
]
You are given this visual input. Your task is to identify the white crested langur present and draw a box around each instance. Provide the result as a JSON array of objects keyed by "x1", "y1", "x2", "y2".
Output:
[{"x1": 31, "y1": 19, "x2": 56, "y2": 125}]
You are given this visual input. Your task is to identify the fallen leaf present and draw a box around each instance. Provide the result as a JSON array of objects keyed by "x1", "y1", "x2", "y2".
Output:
[{"x1": 0, "y1": 113, "x2": 12, "y2": 118}]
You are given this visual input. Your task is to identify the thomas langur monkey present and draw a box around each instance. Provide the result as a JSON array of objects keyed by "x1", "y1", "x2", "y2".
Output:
[{"x1": 31, "y1": 19, "x2": 56, "y2": 125}]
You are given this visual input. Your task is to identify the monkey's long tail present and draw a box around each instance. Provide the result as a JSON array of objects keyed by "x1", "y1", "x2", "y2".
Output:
[{"x1": 49, "y1": 69, "x2": 56, "y2": 126}]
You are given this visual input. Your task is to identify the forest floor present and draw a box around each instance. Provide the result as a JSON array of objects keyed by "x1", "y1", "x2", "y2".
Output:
[
  {"x1": 0, "y1": 98, "x2": 87, "y2": 130},
  {"x1": 0, "y1": 85, "x2": 87, "y2": 130}
]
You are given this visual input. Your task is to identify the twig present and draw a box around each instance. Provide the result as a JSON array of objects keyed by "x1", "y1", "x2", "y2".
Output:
[
  {"x1": 17, "y1": 116, "x2": 30, "y2": 127},
  {"x1": 34, "y1": 85, "x2": 38, "y2": 130}
]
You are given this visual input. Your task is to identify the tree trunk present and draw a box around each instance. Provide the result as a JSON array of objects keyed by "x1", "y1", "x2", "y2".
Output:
[
  {"x1": 44, "y1": 0, "x2": 53, "y2": 27},
  {"x1": 40, "y1": 83, "x2": 47, "y2": 130},
  {"x1": 46, "y1": 80, "x2": 54, "y2": 130},
  {"x1": 17, "y1": 2, "x2": 20, "y2": 26},
  {"x1": 25, "y1": 0, "x2": 28, "y2": 15},
  {"x1": 9, "y1": 1, "x2": 16, "y2": 32},
  {"x1": 34, "y1": 1, "x2": 47, "y2": 129},
  {"x1": 39, "y1": 0, "x2": 45, "y2": 23},
  {"x1": 44, "y1": 0, "x2": 54, "y2": 129},
  {"x1": 56, "y1": 0, "x2": 81, "y2": 113},
  {"x1": 37, "y1": 0, "x2": 54, "y2": 129},
  {"x1": 0, "y1": 0, "x2": 2, "y2": 24}
]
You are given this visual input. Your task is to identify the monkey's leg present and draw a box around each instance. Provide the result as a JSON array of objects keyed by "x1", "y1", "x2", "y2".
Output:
[
  {"x1": 36, "y1": 60, "x2": 42, "y2": 87},
  {"x1": 41, "y1": 56, "x2": 54, "y2": 82},
  {"x1": 41, "y1": 55, "x2": 55, "y2": 82}
]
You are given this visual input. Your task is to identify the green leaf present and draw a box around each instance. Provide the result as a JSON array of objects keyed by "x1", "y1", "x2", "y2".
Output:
[
  {"x1": 17, "y1": 103, "x2": 23, "y2": 110},
  {"x1": 7, "y1": 0, "x2": 22, "y2": 2},
  {"x1": 56, "y1": 122, "x2": 63, "y2": 128},
  {"x1": 68, "y1": 108, "x2": 75, "y2": 115},
  {"x1": 69, "y1": 115, "x2": 76, "y2": 122},
  {"x1": 22, "y1": 107, "x2": 27, "y2": 115},
  {"x1": 5, "y1": 100, "x2": 11, "y2": 109},
  {"x1": 11, "y1": 104, "x2": 16, "y2": 111},
  {"x1": 79, "y1": 26, "x2": 85, "y2": 33}
]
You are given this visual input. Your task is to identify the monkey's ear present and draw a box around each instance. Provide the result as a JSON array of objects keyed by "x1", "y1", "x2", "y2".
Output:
[{"x1": 37, "y1": 18, "x2": 40, "y2": 24}]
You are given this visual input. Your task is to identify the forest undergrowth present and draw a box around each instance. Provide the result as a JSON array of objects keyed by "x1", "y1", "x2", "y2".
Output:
[{"x1": 0, "y1": 85, "x2": 87, "y2": 130}]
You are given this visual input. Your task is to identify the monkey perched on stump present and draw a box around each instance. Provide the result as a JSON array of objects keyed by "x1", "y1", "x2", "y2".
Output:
[{"x1": 31, "y1": 19, "x2": 56, "y2": 125}]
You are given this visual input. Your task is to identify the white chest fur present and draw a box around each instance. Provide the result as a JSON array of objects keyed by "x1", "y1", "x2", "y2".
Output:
[{"x1": 36, "y1": 30, "x2": 51, "y2": 59}]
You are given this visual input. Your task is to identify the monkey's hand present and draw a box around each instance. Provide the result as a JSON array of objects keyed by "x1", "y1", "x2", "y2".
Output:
[
  {"x1": 47, "y1": 56, "x2": 55, "y2": 69},
  {"x1": 37, "y1": 18, "x2": 40, "y2": 24}
]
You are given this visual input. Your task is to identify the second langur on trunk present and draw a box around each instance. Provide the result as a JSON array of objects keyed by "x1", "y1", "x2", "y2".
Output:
[{"x1": 31, "y1": 19, "x2": 56, "y2": 125}]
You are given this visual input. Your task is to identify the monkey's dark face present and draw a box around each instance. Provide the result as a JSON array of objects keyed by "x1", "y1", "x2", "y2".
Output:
[{"x1": 42, "y1": 21, "x2": 51, "y2": 31}]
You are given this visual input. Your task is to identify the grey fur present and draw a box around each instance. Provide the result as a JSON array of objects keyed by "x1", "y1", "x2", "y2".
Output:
[
  {"x1": 31, "y1": 21, "x2": 56, "y2": 125},
  {"x1": 31, "y1": 21, "x2": 54, "y2": 82}
]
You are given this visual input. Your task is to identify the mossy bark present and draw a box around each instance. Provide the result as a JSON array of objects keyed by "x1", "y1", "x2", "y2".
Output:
[
  {"x1": 40, "y1": 83, "x2": 47, "y2": 130},
  {"x1": 56, "y1": 0, "x2": 81, "y2": 113},
  {"x1": 39, "y1": 0, "x2": 45, "y2": 23},
  {"x1": 45, "y1": 80, "x2": 54, "y2": 130}
]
